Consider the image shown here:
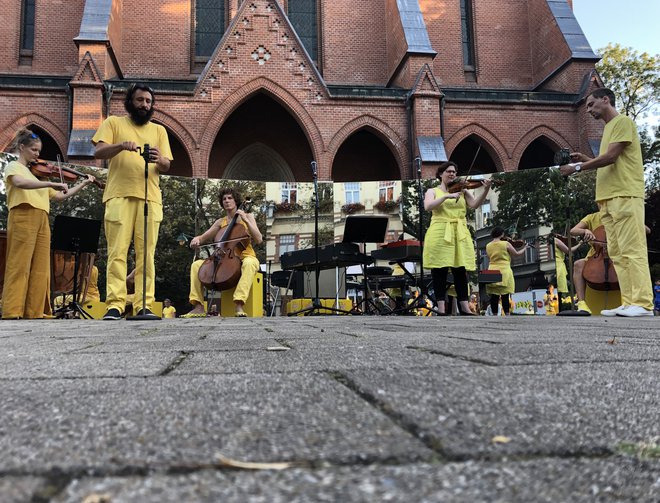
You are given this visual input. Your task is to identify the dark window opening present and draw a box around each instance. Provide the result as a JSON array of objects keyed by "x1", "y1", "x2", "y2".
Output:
[
  {"x1": 20, "y1": 0, "x2": 35, "y2": 63},
  {"x1": 288, "y1": 0, "x2": 318, "y2": 63},
  {"x1": 195, "y1": 0, "x2": 225, "y2": 60},
  {"x1": 460, "y1": 0, "x2": 475, "y2": 72}
]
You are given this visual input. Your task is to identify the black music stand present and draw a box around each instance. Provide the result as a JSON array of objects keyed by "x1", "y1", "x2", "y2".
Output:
[
  {"x1": 288, "y1": 161, "x2": 355, "y2": 316},
  {"x1": 52, "y1": 216, "x2": 101, "y2": 319},
  {"x1": 343, "y1": 215, "x2": 388, "y2": 314}
]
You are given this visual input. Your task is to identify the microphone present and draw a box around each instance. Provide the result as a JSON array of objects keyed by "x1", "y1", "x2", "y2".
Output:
[
  {"x1": 141, "y1": 144, "x2": 151, "y2": 163},
  {"x1": 415, "y1": 156, "x2": 422, "y2": 176}
]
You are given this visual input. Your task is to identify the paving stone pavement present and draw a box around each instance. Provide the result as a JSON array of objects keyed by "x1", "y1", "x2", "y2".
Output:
[{"x1": 0, "y1": 316, "x2": 658, "y2": 502}]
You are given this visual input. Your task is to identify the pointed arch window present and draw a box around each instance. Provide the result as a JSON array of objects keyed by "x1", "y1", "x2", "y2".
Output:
[
  {"x1": 460, "y1": 0, "x2": 476, "y2": 77},
  {"x1": 20, "y1": 0, "x2": 35, "y2": 62},
  {"x1": 287, "y1": 0, "x2": 318, "y2": 63},
  {"x1": 195, "y1": 0, "x2": 226, "y2": 60}
]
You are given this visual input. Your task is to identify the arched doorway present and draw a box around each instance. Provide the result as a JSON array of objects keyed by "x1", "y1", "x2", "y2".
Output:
[
  {"x1": 332, "y1": 129, "x2": 399, "y2": 181},
  {"x1": 209, "y1": 93, "x2": 313, "y2": 181},
  {"x1": 449, "y1": 135, "x2": 497, "y2": 175},
  {"x1": 518, "y1": 137, "x2": 558, "y2": 170},
  {"x1": 162, "y1": 128, "x2": 193, "y2": 178}
]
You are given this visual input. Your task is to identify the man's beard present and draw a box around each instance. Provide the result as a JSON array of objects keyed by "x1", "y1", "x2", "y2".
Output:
[{"x1": 126, "y1": 102, "x2": 154, "y2": 125}]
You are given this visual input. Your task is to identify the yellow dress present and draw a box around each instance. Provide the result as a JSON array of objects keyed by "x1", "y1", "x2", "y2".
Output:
[
  {"x1": 485, "y1": 240, "x2": 515, "y2": 295},
  {"x1": 422, "y1": 188, "x2": 475, "y2": 270},
  {"x1": 555, "y1": 247, "x2": 568, "y2": 293}
]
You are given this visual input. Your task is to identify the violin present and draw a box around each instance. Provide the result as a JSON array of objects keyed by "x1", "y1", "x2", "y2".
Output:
[
  {"x1": 29, "y1": 159, "x2": 105, "y2": 190},
  {"x1": 197, "y1": 199, "x2": 252, "y2": 291},
  {"x1": 447, "y1": 177, "x2": 503, "y2": 193},
  {"x1": 503, "y1": 236, "x2": 530, "y2": 250}
]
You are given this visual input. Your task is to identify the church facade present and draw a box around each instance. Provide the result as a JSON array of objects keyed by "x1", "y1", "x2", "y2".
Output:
[{"x1": 0, "y1": 0, "x2": 602, "y2": 181}]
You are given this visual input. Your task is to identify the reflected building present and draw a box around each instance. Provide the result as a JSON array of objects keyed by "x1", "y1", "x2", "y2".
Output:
[{"x1": 1, "y1": 1, "x2": 603, "y2": 180}]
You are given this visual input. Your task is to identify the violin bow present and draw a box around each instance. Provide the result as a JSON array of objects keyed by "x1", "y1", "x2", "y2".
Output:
[
  {"x1": 465, "y1": 142, "x2": 481, "y2": 177},
  {"x1": 56, "y1": 155, "x2": 65, "y2": 185}
]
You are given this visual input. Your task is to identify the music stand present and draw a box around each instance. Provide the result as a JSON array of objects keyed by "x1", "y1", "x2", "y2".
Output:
[
  {"x1": 343, "y1": 215, "x2": 388, "y2": 314},
  {"x1": 52, "y1": 216, "x2": 101, "y2": 319}
]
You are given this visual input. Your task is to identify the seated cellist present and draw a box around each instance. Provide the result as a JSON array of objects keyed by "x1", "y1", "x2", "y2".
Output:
[
  {"x1": 570, "y1": 212, "x2": 650, "y2": 314},
  {"x1": 182, "y1": 188, "x2": 262, "y2": 318}
]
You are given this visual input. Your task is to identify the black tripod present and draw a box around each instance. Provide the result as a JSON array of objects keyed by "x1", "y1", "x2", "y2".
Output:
[
  {"x1": 127, "y1": 144, "x2": 160, "y2": 320},
  {"x1": 342, "y1": 215, "x2": 388, "y2": 314},
  {"x1": 288, "y1": 161, "x2": 354, "y2": 316},
  {"x1": 556, "y1": 168, "x2": 590, "y2": 316},
  {"x1": 52, "y1": 216, "x2": 101, "y2": 319},
  {"x1": 397, "y1": 157, "x2": 439, "y2": 315}
]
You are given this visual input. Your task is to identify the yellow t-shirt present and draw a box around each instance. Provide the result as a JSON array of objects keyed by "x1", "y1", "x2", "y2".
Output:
[
  {"x1": 579, "y1": 212, "x2": 602, "y2": 259},
  {"x1": 162, "y1": 306, "x2": 176, "y2": 318},
  {"x1": 92, "y1": 116, "x2": 173, "y2": 204},
  {"x1": 595, "y1": 114, "x2": 645, "y2": 201},
  {"x1": 4, "y1": 160, "x2": 56, "y2": 212}
]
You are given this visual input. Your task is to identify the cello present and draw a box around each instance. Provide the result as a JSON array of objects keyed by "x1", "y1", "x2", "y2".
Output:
[
  {"x1": 581, "y1": 225, "x2": 619, "y2": 291},
  {"x1": 197, "y1": 199, "x2": 252, "y2": 291}
]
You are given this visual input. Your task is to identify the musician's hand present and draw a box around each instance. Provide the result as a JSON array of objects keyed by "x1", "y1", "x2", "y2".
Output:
[
  {"x1": 121, "y1": 141, "x2": 139, "y2": 152},
  {"x1": 189, "y1": 236, "x2": 201, "y2": 248},
  {"x1": 83, "y1": 174, "x2": 95, "y2": 186},
  {"x1": 559, "y1": 164, "x2": 577, "y2": 176},
  {"x1": 148, "y1": 145, "x2": 162, "y2": 163},
  {"x1": 582, "y1": 229, "x2": 595, "y2": 242},
  {"x1": 446, "y1": 192, "x2": 461, "y2": 201},
  {"x1": 51, "y1": 182, "x2": 68, "y2": 193},
  {"x1": 482, "y1": 178, "x2": 493, "y2": 188},
  {"x1": 570, "y1": 152, "x2": 589, "y2": 163}
]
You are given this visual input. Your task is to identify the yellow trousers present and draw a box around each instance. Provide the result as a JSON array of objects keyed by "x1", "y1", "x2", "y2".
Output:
[
  {"x1": 599, "y1": 197, "x2": 653, "y2": 309},
  {"x1": 189, "y1": 255, "x2": 260, "y2": 306},
  {"x1": 2, "y1": 205, "x2": 51, "y2": 319},
  {"x1": 104, "y1": 197, "x2": 162, "y2": 313}
]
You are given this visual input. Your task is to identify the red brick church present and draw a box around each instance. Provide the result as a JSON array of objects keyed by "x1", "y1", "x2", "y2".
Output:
[{"x1": 0, "y1": 0, "x2": 602, "y2": 181}]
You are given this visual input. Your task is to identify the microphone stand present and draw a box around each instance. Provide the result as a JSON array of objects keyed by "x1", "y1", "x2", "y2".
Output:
[
  {"x1": 398, "y1": 157, "x2": 437, "y2": 315},
  {"x1": 127, "y1": 144, "x2": 160, "y2": 321},
  {"x1": 557, "y1": 171, "x2": 589, "y2": 316}
]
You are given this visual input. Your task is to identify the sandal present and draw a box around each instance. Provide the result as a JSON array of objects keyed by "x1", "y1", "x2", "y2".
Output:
[
  {"x1": 235, "y1": 311, "x2": 248, "y2": 318},
  {"x1": 181, "y1": 312, "x2": 207, "y2": 318}
]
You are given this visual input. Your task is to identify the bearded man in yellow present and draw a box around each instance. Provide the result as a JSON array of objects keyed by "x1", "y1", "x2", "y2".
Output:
[
  {"x1": 92, "y1": 84, "x2": 173, "y2": 320},
  {"x1": 560, "y1": 88, "x2": 653, "y2": 317}
]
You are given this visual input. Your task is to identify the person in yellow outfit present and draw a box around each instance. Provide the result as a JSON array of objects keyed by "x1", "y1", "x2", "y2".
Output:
[
  {"x1": 183, "y1": 188, "x2": 262, "y2": 318},
  {"x1": 543, "y1": 284, "x2": 559, "y2": 315},
  {"x1": 485, "y1": 227, "x2": 528, "y2": 316},
  {"x1": 568, "y1": 212, "x2": 602, "y2": 314},
  {"x1": 553, "y1": 235, "x2": 582, "y2": 311},
  {"x1": 2, "y1": 128, "x2": 95, "y2": 319},
  {"x1": 92, "y1": 83, "x2": 173, "y2": 320},
  {"x1": 162, "y1": 298, "x2": 176, "y2": 318},
  {"x1": 560, "y1": 88, "x2": 653, "y2": 317},
  {"x1": 423, "y1": 161, "x2": 492, "y2": 315}
]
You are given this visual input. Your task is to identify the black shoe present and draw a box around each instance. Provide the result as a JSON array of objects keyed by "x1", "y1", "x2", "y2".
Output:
[
  {"x1": 134, "y1": 308, "x2": 161, "y2": 320},
  {"x1": 103, "y1": 308, "x2": 123, "y2": 321}
]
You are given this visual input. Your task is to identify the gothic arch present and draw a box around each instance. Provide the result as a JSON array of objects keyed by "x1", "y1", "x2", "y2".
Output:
[
  {"x1": 327, "y1": 115, "x2": 406, "y2": 173},
  {"x1": 0, "y1": 114, "x2": 67, "y2": 156},
  {"x1": 152, "y1": 110, "x2": 197, "y2": 155},
  {"x1": 445, "y1": 124, "x2": 508, "y2": 172},
  {"x1": 511, "y1": 126, "x2": 572, "y2": 168},
  {"x1": 200, "y1": 77, "x2": 324, "y2": 171},
  {"x1": 224, "y1": 143, "x2": 295, "y2": 181}
]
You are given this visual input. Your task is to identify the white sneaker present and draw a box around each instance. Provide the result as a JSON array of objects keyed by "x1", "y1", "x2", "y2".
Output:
[
  {"x1": 616, "y1": 305, "x2": 654, "y2": 317},
  {"x1": 601, "y1": 305, "x2": 626, "y2": 317}
]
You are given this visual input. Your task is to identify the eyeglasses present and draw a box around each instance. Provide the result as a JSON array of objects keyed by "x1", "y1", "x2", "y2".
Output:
[{"x1": 30, "y1": 133, "x2": 39, "y2": 139}]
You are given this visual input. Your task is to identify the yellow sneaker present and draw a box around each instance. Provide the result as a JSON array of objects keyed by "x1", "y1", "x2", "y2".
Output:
[{"x1": 576, "y1": 300, "x2": 591, "y2": 314}]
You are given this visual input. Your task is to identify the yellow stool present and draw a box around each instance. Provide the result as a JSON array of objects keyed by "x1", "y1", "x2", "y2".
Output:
[
  {"x1": 81, "y1": 300, "x2": 163, "y2": 319},
  {"x1": 585, "y1": 286, "x2": 621, "y2": 314},
  {"x1": 286, "y1": 298, "x2": 353, "y2": 315},
  {"x1": 220, "y1": 272, "x2": 263, "y2": 317}
]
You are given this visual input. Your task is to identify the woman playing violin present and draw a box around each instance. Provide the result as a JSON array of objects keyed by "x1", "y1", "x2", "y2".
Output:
[
  {"x1": 2, "y1": 128, "x2": 95, "y2": 319},
  {"x1": 423, "y1": 161, "x2": 492, "y2": 315},
  {"x1": 485, "y1": 227, "x2": 528, "y2": 316},
  {"x1": 183, "y1": 188, "x2": 262, "y2": 317}
]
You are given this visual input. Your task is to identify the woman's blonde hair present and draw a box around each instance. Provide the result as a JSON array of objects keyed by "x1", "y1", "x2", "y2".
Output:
[{"x1": 9, "y1": 128, "x2": 40, "y2": 153}]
